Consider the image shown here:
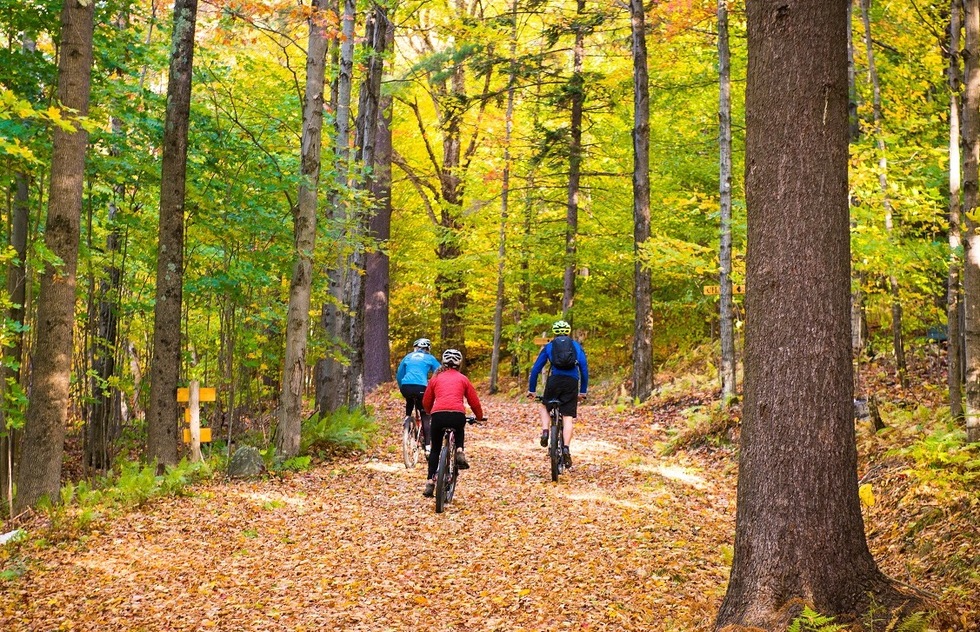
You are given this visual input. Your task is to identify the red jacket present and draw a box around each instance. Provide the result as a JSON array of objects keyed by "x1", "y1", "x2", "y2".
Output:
[{"x1": 423, "y1": 369, "x2": 483, "y2": 419}]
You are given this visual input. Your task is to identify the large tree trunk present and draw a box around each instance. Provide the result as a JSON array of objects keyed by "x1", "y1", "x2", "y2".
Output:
[
  {"x1": 950, "y1": 0, "x2": 965, "y2": 421},
  {"x1": 717, "y1": 0, "x2": 736, "y2": 403},
  {"x1": 342, "y1": 3, "x2": 389, "y2": 408},
  {"x1": 14, "y1": 0, "x2": 94, "y2": 512},
  {"x1": 362, "y1": 15, "x2": 395, "y2": 393},
  {"x1": 562, "y1": 0, "x2": 586, "y2": 318},
  {"x1": 630, "y1": 0, "x2": 654, "y2": 401},
  {"x1": 147, "y1": 0, "x2": 198, "y2": 470},
  {"x1": 275, "y1": 0, "x2": 329, "y2": 458},
  {"x1": 964, "y1": 0, "x2": 980, "y2": 443},
  {"x1": 860, "y1": 0, "x2": 908, "y2": 389},
  {"x1": 715, "y1": 0, "x2": 921, "y2": 627}
]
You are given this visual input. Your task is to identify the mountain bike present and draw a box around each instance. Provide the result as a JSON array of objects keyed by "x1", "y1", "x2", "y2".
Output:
[
  {"x1": 541, "y1": 397, "x2": 565, "y2": 482},
  {"x1": 401, "y1": 408, "x2": 426, "y2": 469},
  {"x1": 435, "y1": 416, "x2": 481, "y2": 513}
]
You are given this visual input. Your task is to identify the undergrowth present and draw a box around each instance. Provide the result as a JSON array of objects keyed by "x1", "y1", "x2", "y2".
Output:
[{"x1": 300, "y1": 407, "x2": 378, "y2": 457}]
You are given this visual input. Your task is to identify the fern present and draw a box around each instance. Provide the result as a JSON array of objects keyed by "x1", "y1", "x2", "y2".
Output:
[{"x1": 788, "y1": 607, "x2": 847, "y2": 632}]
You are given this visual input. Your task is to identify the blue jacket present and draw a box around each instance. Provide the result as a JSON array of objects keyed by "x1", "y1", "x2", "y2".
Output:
[
  {"x1": 528, "y1": 339, "x2": 588, "y2": 394},
  {"x1": 396, "y1": 351, "x2": 442, "y2": 386}
]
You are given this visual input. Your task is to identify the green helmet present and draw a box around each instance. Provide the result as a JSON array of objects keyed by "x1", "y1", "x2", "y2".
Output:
[{"x1": 552, "y1": 320, "x2": 571, "y2": 336}]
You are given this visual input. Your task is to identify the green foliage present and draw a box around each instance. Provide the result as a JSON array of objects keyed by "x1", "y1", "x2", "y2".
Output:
[
  {"x1": 300, "y1": 408, "x2": 378, "y2": 455},
  {"x1": 787, "y1": 607, "x2": 847, "y2": 632},
  {"x1": 34, "y1": 460, "x2": 213, "y2": 542}
]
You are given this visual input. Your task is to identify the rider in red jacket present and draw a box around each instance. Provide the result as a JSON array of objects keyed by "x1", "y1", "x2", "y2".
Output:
[{"x1": 421, "y1": 348, "x2": 484, "y2": 497}]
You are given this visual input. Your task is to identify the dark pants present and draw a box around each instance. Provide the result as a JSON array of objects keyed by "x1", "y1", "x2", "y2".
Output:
[
  {"x1": 544, "y1": 375, "x2": 580, "y2": 417},
  {"x1": 427, "y1": 411, "x2": 466, "y2": 479}
]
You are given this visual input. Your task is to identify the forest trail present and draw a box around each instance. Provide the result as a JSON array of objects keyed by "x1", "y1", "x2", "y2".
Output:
[{"x1": 1, "y1": 391, "x2": 736, "y2": 631}]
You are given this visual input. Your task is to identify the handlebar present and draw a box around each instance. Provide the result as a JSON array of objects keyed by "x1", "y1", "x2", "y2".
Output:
[{"x1": 465, "y1": 416, "x2": 485, "y2": 424}]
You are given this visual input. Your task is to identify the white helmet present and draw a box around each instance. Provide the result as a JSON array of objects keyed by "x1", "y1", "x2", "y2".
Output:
[
  {"x1": 413, "y1": 338, "x2": 431, "y2": 350},
  {"x1": 442, "y1": 348, "x2": 463, "y2": 367}
]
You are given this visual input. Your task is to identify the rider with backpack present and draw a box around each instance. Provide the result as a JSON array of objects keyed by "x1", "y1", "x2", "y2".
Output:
[{"x1": 526, "y1": 320, "x2": 589, "y2": 467}]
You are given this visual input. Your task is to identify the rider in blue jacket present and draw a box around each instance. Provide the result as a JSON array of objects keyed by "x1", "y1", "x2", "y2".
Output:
[
  {"x1": 396, "y1": 338, "x2": 442, "y2": 449},
  {"x1": 527, "y1": 320, "x2": 588, "y2": 468}
]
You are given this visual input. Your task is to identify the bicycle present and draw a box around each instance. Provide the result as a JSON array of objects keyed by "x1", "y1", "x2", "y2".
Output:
[
  {"x1": 541, "y1": 397, "x2": 565, "y2": 482},
  {"x1": 401, "y1": 407, "x2": 426, "y2": 469},
  {"x1": 434, "y1": 416, "x2": 481, "y2": 513}
]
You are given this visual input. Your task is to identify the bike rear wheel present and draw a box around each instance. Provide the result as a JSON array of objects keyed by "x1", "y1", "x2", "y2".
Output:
[
  {"x1": 435, "y1": 434, "x2": 454, "y2": 513},
  {"x1": 402, "y1": 417, "x2": 421, "y2": 468},
  {"x1": 549, "y1": 411, "x2": 562, "y2": 482}
]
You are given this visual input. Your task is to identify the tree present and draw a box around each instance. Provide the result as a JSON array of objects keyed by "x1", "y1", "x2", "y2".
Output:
[
  {"x1": 562, "y1": 0, "x2": 587, "y2": 317},
  {"x1": 949, "y1": 0, "x2": 965, "y2": 421},
  {"x1": 963, "y1": 0, "x2": 980, "y2": 443},
  {"x1": 276, "y1": 0, "x2": 330, "y2": 458},
  {"x1": 717, "y1": 0, "x2": 736, "y2": 403},
  {"x1": 146, "y1": 0, "x2": 199, "y2": 470},
  {"x1": 363, "y1": 15, "x2": 396, "y2": 393},
  {"x1": 14, "y1": 0, "x2": 95, "y2": 511},
  {"x1": 859, "y1": 0, "x2": 908, "y2": 389},
  {"x1": 715, "y1": 0, "x2": 923, "y2": 626},
  {"x1": 630, "y1": 0, "x2": 654, "y2": 401},
  {"x1": 489, "y1": 0, "x2": 519, "y2": 395}
]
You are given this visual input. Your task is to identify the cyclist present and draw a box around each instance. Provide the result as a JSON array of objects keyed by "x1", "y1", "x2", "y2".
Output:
[
  {"x1": 396, "y1": 338, "x2": 441, "y2": 450},
  {"x1": 421, "y1": 348, "x2": 484, "y2": 497},
  {"x1": 526, "y1": 320, "x2": 588, "y2": 468}
]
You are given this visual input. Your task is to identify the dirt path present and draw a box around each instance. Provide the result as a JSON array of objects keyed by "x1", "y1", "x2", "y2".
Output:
[{"x1": 1, "y1": 392, "x2": 736, "y2": 631}]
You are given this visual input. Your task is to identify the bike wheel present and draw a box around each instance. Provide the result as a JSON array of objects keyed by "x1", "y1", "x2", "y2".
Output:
[
  {"x1": 446, "y1": 464, "x2": 459, "y2": 503},
  {"x1": 549, "y1": 416, "x2": 561, "y2": 482},
  {"x1": 402, "y1": 418, "x2": 417, "y2": 469},
  {"x1": 435, "y1": 438, "x2": 453, "y2": 513}
]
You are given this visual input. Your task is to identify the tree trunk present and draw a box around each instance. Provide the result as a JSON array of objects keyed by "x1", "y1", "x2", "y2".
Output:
[
  {"x1": 147, "y1": 0, "x2": 198, "y2": 470},
  {"x1": 362, "y1": 17, "x2": 395, "y2": 393},
  {"x1": 963, "y1": 0, "x2": 980, "y2": 443},
  {"x1": 319, "y1": 0, "x2": 356, "y2": 414},
  {"x1": 86, "y1": 113, "x2": 125, "y2": 471},
  {"x1": 276, "y1": 0, "x2": 329, "y2": 458},
  {"x1": 490, "y1": 0, "x2": 519, "y2": 395},
  {"x1": 14, "y1": 0, "x2": 94, "y2": 512},
  {"x1": 343, "y1": 3, "x2": 389, "y2": 408},
  {"x1": 630, "y1": 0, "x2": 654, "y2": 402},
  {"x1": 717, "y1": 0, "x2": 736, "y2": 404},
  {"x1": 949, "y1": 0, "x2": 965, "y2": 421},
  {"x1": 715, "y1": 0, "x2": 922, "y2": 626},
  {"x1": 562, "y1": 0, "x2": 586, "y2": 318},
  {"x1": 2, "y1": 172, "x2": 30, "y2": 514},
  {"x1": 860, "y1": 0, "x2": 908, "y2": 389}
]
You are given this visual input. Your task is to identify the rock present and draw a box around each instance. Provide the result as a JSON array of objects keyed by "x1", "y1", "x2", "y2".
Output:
[{"x1": 228, "y1": 446, "x2": 265, "y2": 478}]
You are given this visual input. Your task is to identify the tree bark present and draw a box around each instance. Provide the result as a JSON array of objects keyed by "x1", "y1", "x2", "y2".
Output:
[
  {"x1": 715, "y1": 0, "x2": 921, "y2": 626},
  {"x1": 147, "y1": 0, "x2": 198, "y2": 470},
  {"x1": 963, "y1": 0, "x2": 980, "y2": 442},
  {"x1": 717, "y1": 0, "x2": 736, "y2": 404},
  {"x1": 14, "y1": 0, "x2": 94, "y2": 512},
  {"x1": 276, "y1": 0, "x2": 329, "y2": 458},
  {"x1": 363, "y1": 17, "x2": 396, "y2": 393},
  {"x1": 319, "y1": 0, "x2": 357, "y2": 413},
  {"x1": 949, "y1": 0, "x2": 965, "y2": 421},
  {"x1": 630, "y1": 0, "x2": 654, "y2": 402}
]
